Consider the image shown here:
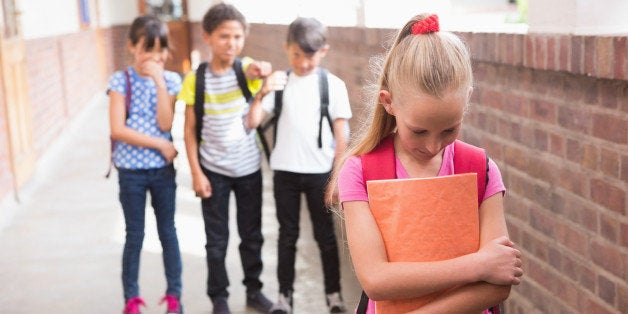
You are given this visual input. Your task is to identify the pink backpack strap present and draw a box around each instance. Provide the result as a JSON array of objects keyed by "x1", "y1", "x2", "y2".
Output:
[
  {"x1": 360, "y1": 134, "x2": 396, "y2": 183},
  {"x1": 453, "y1": 140, "x2": 488, "y2": 206},
  {"x1": 359, "y1": 136, "x2": 488, "y2": 205}
]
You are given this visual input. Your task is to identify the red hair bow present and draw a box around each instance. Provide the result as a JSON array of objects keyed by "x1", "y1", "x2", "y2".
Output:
[{"x1": 411, "y1": 14, "x2": 439, "y2": 34}]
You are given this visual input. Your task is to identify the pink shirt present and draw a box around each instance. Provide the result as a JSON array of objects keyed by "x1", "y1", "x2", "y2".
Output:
[{"x1": 338, "y1": 142, "x2": 505, "y2": 314}]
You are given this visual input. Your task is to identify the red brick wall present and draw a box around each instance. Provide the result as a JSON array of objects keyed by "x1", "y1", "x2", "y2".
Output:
[
  {"x1": 464, "y1": 34, "x2": 627, "y2": 314},
  {"x1": 102, "y1": 25, "x2": 133, "y2": 76},
  {"x1": 24, "y1": 29, "x2": 106, "y2": 157},
  {"x1": 26, "y1": 37, "x2": 68, "y2": 154},
  {"x1": 241, "y1": 24, "x2": 393, "y2": 133},
  {"x1": 241, "y1": 24, "x2": 627, "y2": 314},
  {"x1": 58, "y1": 31, "x2": 106, "y2": 119},
  {"x1": 0, "y1": 76, "x2": 12, "y2": 197}
]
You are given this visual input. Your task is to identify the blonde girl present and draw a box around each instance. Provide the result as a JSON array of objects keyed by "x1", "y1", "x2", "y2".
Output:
[{"x1": 329, "y1": 14, "x2": 523, "y2": 313}]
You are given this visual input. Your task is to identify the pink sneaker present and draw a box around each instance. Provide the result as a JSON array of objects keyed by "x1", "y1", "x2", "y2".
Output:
[
  {"x1": 123, "y1": 297, "x2": 146, "y2": 314},
  {"x1": 160, "y1": 295, "x2": 183, "y2": 314}
]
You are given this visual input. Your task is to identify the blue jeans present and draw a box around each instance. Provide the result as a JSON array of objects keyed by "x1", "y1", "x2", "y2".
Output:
[
  {"x1": 273, "y1": 170, "x2": 341, "y2": 295},
  {"x1": 201, "y1": 168, "x2": 264, "y2": 300},
  {"x1": 118, "y1": 165, "x2": 182, "y2": 301}
]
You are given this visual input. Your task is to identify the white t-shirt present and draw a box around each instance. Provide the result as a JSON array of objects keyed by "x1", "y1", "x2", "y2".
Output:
[{"x1": 261, "y1": 69, "x2": 352, "y2": 173}]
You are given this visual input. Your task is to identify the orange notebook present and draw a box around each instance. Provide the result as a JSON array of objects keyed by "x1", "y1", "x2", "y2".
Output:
[{"x1": 366, "y1": 173, "x2": 480, "y2": 314}]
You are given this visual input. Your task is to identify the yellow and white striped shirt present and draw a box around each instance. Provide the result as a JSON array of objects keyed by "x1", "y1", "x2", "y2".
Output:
[{"x1": 178, "y1": 57, "x2": 263, "y2": 177}]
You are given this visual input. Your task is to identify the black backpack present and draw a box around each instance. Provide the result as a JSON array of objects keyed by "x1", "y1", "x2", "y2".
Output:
[
  {"x1": 194, "y1": 58, "x2": 272, "y2": 160},
  {"x1": 258, "y1": 67, "x2": 333, "y2": 154}
]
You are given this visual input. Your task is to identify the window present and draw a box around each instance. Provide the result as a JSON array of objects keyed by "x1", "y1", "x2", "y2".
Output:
[
  {"x1": 78, "y1": 0, "x2": 91, "y2": 28},
  {"x1": 143, "y1": 0, "x2": 184, "y2": 21}
]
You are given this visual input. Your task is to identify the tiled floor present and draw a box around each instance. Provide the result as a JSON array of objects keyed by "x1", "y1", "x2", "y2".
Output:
[{"x1": 0, "y1": 95, "x2": 362, "y2": 313}]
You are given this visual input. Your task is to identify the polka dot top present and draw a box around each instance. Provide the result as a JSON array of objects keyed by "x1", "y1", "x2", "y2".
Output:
[{"x1": 107, "y1": 66, "x2": 182, "y2": 170}]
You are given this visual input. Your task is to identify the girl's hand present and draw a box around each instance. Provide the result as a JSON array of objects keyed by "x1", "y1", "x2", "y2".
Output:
[
  {"x1": 193, "y1": 173, "x2": 212, "y2": 198},
  {"x1": 142, "y1": 60, "x2": 166, "y2": 87},
  {"x1": 158, "y1": 139, "x2": 178, "y2": 163},
  {"x1": 246, "y1": 60, "x2": 272, "y2": 79},
  {"x1": 474, "y1": 236, "x2": 523, "y2": 285}
]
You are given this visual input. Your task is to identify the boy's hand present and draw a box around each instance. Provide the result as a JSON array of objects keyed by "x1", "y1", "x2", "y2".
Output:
[
  {"x1": 246, "y1": 61, "x2": 272, "y2": 79},
  {"x1": 260, "y1": 70, "x2": 288, "y2": 96},
  {"x1": 192, "y1": 173, "x2": 212, "y2": 198}
]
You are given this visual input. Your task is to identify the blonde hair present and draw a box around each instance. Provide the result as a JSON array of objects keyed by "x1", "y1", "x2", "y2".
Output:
[{"x1": 326, "y1": 13, "x2": 473, "y2": 206}]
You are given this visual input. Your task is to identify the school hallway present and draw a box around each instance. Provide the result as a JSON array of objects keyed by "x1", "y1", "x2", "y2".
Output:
[{"x1": 0, "y1": 94, "x2": 362, "y2": 314}]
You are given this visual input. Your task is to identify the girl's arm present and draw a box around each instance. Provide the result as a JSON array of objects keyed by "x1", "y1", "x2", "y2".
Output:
[
  {"x1": 155, "y1": 79, "x2": 175, "y2": 131},
  {"x1": 143, "y1": 61, "x2": 175, "y2": 131},
  {"x1": 183, "y1": 105, "x2": 211, "y2": 198},
  {"x1": 109, "y1": 90, "x2": 177, "y2": 163},
  {"x1": 343, "y1": 194, "x2": 522, "y2": 302},
  {"x1": 408, "y1": 193, "x2": 522, "y2": 313}
]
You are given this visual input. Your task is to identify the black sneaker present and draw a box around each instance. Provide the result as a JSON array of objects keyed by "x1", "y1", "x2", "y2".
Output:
[
  {"x1": 326, "y1": 292, "x2": 347, "y2": 313},
  {"x1": 212, "y1": 297, "x2": 231, "y2": 314},
  {"x1": 246, "y1": 291, "x2": 273, "y2": 313},
  {"x1": 269, "y1": 292, "x2": 292, "y2": 314}
]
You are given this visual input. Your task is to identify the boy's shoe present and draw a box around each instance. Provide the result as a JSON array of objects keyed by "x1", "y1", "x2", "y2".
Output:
[
  {"x1": 269, "y1": 292, "x2": 292, "y2": 314},
  {"x1": 326, "y1": 292, "x2": 347, "y2": 313},
  {"x1": 160, "y1": 295, "x2": 183, "y2": 314},
  {"x1": 246, "y1": 291, "x2": 273, "y2": 313},
  {"x1": 123, "y1": 297, "x2": 146, "y2": 314},
  {"x1": 212, "y1": 297, "x2": 231, "y2": 314}
]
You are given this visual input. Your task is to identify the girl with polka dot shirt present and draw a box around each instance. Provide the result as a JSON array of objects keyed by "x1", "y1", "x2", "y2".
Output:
[{"x1": 107, "y1": 15, "x2": 183, "y2": 314}]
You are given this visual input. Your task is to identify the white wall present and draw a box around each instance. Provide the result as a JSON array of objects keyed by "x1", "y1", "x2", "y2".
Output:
[
  {"x1": 186, "y1": 0, "x2": 360, "y2": 26},
  {"x1": 185, "y1": 0, "x2": 522, "y2": 32},
  {"x1": 20, "y1": 0, "x2": 80, "y2": 39},
  {"x1": 186, "y1": 0, "x2": 220, "y2": 22},
  {"x1": 97, "y1": 0, "x2": 138, "y2": 27},
  {"x1": 19, "y1": 0, "x2": 138, "y2": 39},
  {"x1": 528, "y1": 0, "x2": 628, "y2": 34}
]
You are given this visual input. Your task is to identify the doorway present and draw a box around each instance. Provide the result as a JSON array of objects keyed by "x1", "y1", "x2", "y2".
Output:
[
  {"x1": 1, "y1": 0, "x2": 36, "y2": 194},
  {"x1": 139, "y1": 0, "x2": 191, "y2": 74}
]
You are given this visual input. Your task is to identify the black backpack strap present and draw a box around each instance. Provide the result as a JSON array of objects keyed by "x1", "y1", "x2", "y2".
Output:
[
  {"x1": 194, "y1": 62, "x2": 208, "y2": 143},
  {"x1": 233, "y1": 57, "x2": 253, "y2": 102},
  {"x1": 317, "y1": 67, "x2": 332, "y2": 148},
  {"x1": 356, "y1": 290, "x2": 370, "y2": 314},
  {"x1": 270, "y1": 89, "x2": 283, "y2": 148},
  {"x1": 232, "y1": 58, "x2": 272, "y2": 161}
]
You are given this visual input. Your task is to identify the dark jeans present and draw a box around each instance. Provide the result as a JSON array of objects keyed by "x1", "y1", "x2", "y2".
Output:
[
  {"x1": 273, "y1": 170, "x2": 341, "y2": 295},
  {"x1": 201, "y1": 168, "x2": 264, "y2": 300},
  {"x1": 118, "y1": 164, "x2": 182, "y2": 301}
]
